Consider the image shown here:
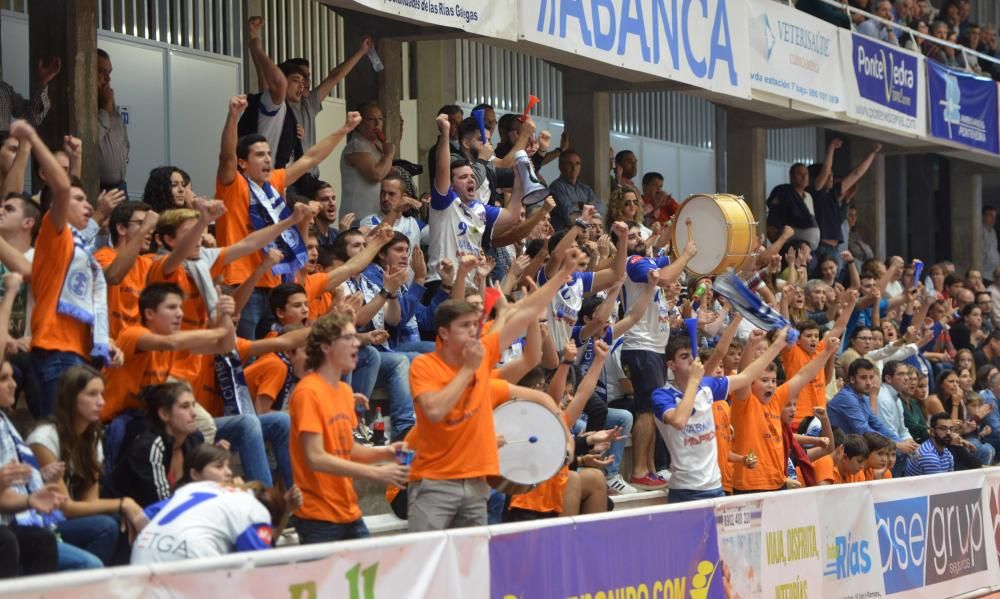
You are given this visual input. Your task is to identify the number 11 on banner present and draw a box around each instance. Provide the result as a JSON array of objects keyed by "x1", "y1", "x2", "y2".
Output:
[{"x1": 345, "y1": 563, "x2": 378, "y2": 599}]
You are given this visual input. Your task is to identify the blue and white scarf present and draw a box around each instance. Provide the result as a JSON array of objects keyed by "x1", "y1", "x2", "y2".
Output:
[
  {"x1": 0, "y1": 414, "x2": 64, "y2": 528},
  {"x1": 214, "y1": 350, "x2": 256, "y2": 416},
  {"x1": 713, "y1": 271, "x2": 800, "y2": 345},
  {"x1": 270, "y1": 352, "x2": 298, "y2": 412},
  {"x1": 57, "y1": 228, "x2": 110, "y2": 364},
  {"x1": 245, "y1": 174, "x2": 307, "y2": 282}
]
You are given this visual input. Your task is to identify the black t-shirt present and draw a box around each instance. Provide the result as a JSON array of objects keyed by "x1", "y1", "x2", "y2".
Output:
[{"x1": 808, "y1": 183, "x2": 844, "y2": 242}]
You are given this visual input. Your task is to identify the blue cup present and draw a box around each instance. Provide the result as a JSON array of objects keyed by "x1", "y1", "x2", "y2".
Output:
[{"x1": 395, "y1": 449, "x2": 416, "y2": 466}]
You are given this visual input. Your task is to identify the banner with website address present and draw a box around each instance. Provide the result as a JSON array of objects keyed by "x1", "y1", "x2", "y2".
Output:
[
  {"x1": 746, "y1": 0, "x2": 844, "y2": 112},
  {"x1": 326, "y1": 0, "x2": 516, "y2": 40},
  {"x1": 840, "y1": 30, "x2": 926, "y2": 137},
  {"x1": 520, "y1": 0, "x2": 751, "y2": 99},
  {"x1": 927, "y1": 60, "x2": 999, "y2": 153},
  {"x1": 489, "y1": 507, "x2": 725, "y2": 599}
]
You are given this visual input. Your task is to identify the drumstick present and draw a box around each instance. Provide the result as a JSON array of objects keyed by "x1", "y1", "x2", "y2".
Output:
[
  {"x1": 502, "y1": 436, "x2": 539, "y2": 445},
  {"x1": 685, "y1": 217, "x2": 693, "y2": 247}
]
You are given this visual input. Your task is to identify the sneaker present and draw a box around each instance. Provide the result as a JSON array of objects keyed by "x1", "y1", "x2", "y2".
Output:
[
  {"x1": 629, "y1": 474, "x2": 667, "y2": 490},
  {"x1": 654, "y1": 469, "x2": 672, "y2": 483},
  {"x1": 606, "y1": 474, "x2": 639, "y2": 495}
]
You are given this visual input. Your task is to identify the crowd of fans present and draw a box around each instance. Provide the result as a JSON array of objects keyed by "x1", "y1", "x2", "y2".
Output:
[
  {"x1": 797, "y1": 0, "x2": 1000, "y2": 79},
  {"x1": 0, "y1": 11, "x2": 995, "y2": 581}
]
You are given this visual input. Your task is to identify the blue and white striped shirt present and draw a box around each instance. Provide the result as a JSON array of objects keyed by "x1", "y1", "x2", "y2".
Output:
[{"x1": 904, "y1": 439, "x2": 954, "y2": 476}]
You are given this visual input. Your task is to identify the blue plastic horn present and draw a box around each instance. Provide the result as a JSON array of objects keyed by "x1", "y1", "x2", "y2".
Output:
[
  {"x1": 472, "y1": 108, "x2": 488, "y2": 144},
  {"x1": 684, "y1": 317, "x2": 699, "y2": 358}
]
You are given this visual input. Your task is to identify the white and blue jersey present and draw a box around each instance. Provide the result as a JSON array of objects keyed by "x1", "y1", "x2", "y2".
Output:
[
  {"x1": 651, "y1": 376, "x2": 730, "y2": 491},
  {"x1": 426, "y1": 185, "x2": 500, "y2": 282},
  {"x1": 622, "y1": 255, "x2": 672, "y2": 353},
  {"x1": 358, "y1": 212, "x2": 428, "y2": 257},
  {"x1": 572, "y1": 324, "x2": 614, "y2": 403},
  {"x1": 131, "y1": 481, "x2": 273, "y2": 565}
]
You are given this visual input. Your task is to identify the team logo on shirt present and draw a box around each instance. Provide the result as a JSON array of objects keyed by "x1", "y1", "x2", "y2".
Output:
[{"x1": 257, "y1": 525, "x2": 273, "y2": 545}]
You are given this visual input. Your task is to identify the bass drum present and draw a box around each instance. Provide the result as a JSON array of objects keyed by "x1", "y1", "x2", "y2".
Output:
[
  {"x1": 488, "y1": 400, "x2": 566, "y2": 495},
  {"x1": 671, "y1": 193, "x2": 758, "y2": 275}
]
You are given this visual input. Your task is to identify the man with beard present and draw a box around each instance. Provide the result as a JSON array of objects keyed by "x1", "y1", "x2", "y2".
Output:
[
  {"x1": 359, "y1": 175, "x2": 426, "y2": 258},
  {"x1": 828, "y1": 359, "x2": 920, "y2": 455},
  {"x1": 904, "y1": 412, "x2": 956, "y2": 475}
]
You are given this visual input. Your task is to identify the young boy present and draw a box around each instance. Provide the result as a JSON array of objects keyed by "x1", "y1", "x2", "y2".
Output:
[
  {"x1": 95, "y1": 201, "x2": 158, "y2": 338},
  {"x1": 862, "y1": 432, "x2": 894, "y2": 480},
  {"x1": 834, "y1": 433, "x2": 869, "y2": 484},
  {"x1": 245, "y1": 323, "x2": 308, "y2": 413}
]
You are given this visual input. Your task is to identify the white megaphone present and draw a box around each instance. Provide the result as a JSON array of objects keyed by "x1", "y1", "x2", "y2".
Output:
[{"x1": 514, "y1": 149, "x2": 550, "y2": 207}]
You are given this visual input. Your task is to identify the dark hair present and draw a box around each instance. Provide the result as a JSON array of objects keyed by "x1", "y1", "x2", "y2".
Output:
[
  {"x1": 849, "y1": 326, "x2": 871, "y2": 342},
  {"x1": 377, "y1": 231, "x2": 410, "y2": 266},
  {"x1": 547, "y1": 228, "x2": 571, "y2": 253},
  {"x1": 525, "y1": 238, "x2": 546, "y2": 259},
  {"x1": 457, "y1": 117, "x2": 481, "y2": 141},
  {"x1": 317, "y1": 246, "x2": 337, "y2": 269},
  {"x1": 305, "y1": 312, "x2": 353, "y2": 371},
  {"x1": 794, "y1": 319, "x2": 821, "y2": 333},
  {"x1": 97, "y1": 48, "x2": 110, "y2": 60},
  {"x1": 641, "y1": 172, "x2": 664, "y2": 186},
  {"x1": 139, "y1": 282, "x2": 185, "y2": 325},
  {"x1": 609, "y1": 221, "x2": 640, "y2": 247},
  {"x1": 269, "y1": 283, "x2": 307, "y2": 319},
  {"x1": 3, "y1": 193, "x2": 41, "y2": 241},
  {"x1": 882, "y1": 360, "x2": 907, "y2": 382},
  {"x1": 666, "y1": 335, "x2": 692, "y2": 363},
  {"x1": 862, "y1": 432, "x2": 891, "y2": 453},
  {"x1": 960, "y1": 303, "x2": 980, "y2": 318},
  {"x1": 577, "y1": 296, "x2": 604, "y2": 324},
  {"x1": 141, "y1": 166, "x2": 191, "y2": 213},
  {"x1": 842, "y1": 434, "x2": 870, "y2": 459},
  {"x1": 49, "y1": 365, "x2": 104, "y2": 499},
  {"x1": 984, "y1": 205, "x2": 997, "y2": 215},
  {"x1": 614, "y1": 150, "x2": 635, "y2": 164},
  {"x1": 847, "y1": 358, "x2": 876, "y2": 379},
  {"x1": 472, "y1": 103, "x2": 494, "y2": 113},
  {"x1": 310, "y1": 180, "x2": 334, "y2": 200},
  {"x1": 142, "y1": 382, "x2": 193, "y2": 432},
  {"x1": 109, "y1": 200, "x2": 152, "y2": 245},
  {"x1": 236, "y1": 134, "x2": 268, "y2": 161},
  {"x1": 434, "y1": 300, "x2": 481, "y2": 333},
  {"x1": 929, "y1": 411, "x2": 951, "y2": 430},
  {"x1": 449, "y1": 158, "x2": 473, "y2": 174},
  {"x1": 974, "y1": 364, "x2": 997, "y2": 391},
  {"x1": 179, "y1": 444, "x2": 230, "y2": 487},
  {"x1": 243, "y1": 481, "x2": 288, "y2": 530},
  {"x1": 437, "y1": 104, "x2": 462, "y2": 118},
  {"x1": 943, "y1": 274, "x2": 963, "y2": 289},
  {"x1": 788, "y1": 162, "x2": 807, "y2": 179},
  {"x1": 331, "y1": 228, "x2": 365, "y2": 262},
  {"x1": 831, "y1": 426, "x2": 846, "y2": 449},
  {"x1": 517, "y1": 367, "x2": 547, "y2": 390},
  {"x1": 277, "y1": 61, "x2": 308, "y2": 78},
  {"x1": 40, "y1": 175, "x2": 85, "y2": 214}
]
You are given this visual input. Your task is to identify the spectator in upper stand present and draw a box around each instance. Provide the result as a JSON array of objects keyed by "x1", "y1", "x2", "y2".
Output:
[
  {"x1": 548, "y1": 150, "x2": 599, "y2": 232},
  {"x1": 808, "y1": 139, "x2": 881, "y2": 270},
  {"x1": 472, "y1": 103, "x2": 498, "y2": 142},
  {"x1": 0, "y1": 57, "x2": 60, "y2": 130},
  {"x1": 893, "y1": 0, "x2": 919, "y2": 50},
  {"x1": 340, "y1": 100, "x2": 398, "y2": 220},
  {"x1": 640, "y1": 172, "x2": 679, "y2": 228},
  {"x1": 923, "y1": 21, "x2": 961, "y2": 67},
  {"x1": 982, "y1": 206, "x2": 999, "y2": 280},
  {"x1": 280, "y1": 36, "x2": 372, "y2": 195},
  {"x1": 941, "y1": 0, "x2": 962, "y2": 37},
  {"x1": 845, "y1": 206, "x2": 875, "y2": 263},
  {"x1": 612, "y1": 150, "x2": 638, "y2": 191},
  {"x1": 904, "y1": 412, "x2": 955, "y2": 475},
  {"x1": 859, "y1": 1, "x2": 900, "y2": 45},
  {"x1": 958, "y1": 23, "x2": 984, "y2": 74},
  {"x1": 767, "y1": 163, "x2": 819, "y2": 250},
  {"x1": 96, "y1": 49, "x2": 129, "y2": 193},
  {"x1": 796, "y1": 0, "x2": 851, "y2": 28},
  {"x1": 141, "y1": 167, "x2": 194, "y2": 214},
  {"x1": 426, "y1": 105, "x2": 463, "y2": 180},
  {"x1": 359, "y1": 175, "x2": 426, "y2": 259}
]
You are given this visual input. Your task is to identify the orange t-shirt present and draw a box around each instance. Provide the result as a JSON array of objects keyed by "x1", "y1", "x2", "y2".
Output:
[
  {"x1": 94, "y1": 248, "x2": 154, "y2": 339},
  {"x1": 781, "y1": 341, "x2": 829, "y2": 426},
  {"x1": 147, "y1": 249, "x2": 228, "y2": 384},
  {"x1": 245, "y1": 352, "x2": 292, "y2": 410},
  {"x1": 302, "y1": 272, "x2": 332, "y2": 319},
  {"x1": 29, "y1": 213, "x2": 91, "y2": 358},
  {"x1": 732, "y1": 384, "x2": 791, "y2": 492},
  {"x1": 833, "y1": 464, "x2": 867, "y2": 484},
  {"x1": 812, "y1": 454, "x2": 835, "y2": 485},
  {"x1": 193, "y1": 338, "x2": 254, "y2": 417},
  {"x1": 713, "y1": 399, "x2": 734, "y2": 494},
  {"x1": 864, "y1": 468, "x2": 892, "y2": 481},
  {"x1": 101, "y1": 326, "x2": 174, "y2": 422},
  {"x1": 215, "y1": 169, "x2": 286, "y2": 288},
  {"x1": 408, "y1": 331, "x2": 504, "y2": 481},
  {"x1": 509, "y1": 411, "x2": 570, "y2": 514},
  {"x1": 289, "y1": 373, "x2": 362, "y2": 524}
]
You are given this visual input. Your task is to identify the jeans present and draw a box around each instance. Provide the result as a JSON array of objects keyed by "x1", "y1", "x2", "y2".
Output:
[
  {"x1": 291, "y1": 517, "x2": 369, "y2": 544},
  {"x1": 968, "y1": 436, "x2": 996, "y2": 466},
  {"x1": 57, "y1": 515, "x2": 119, "y2": 567},
  {"x1": 350, "y1": 347, "x2": 415, "y2": 440},
  {"x1": 215, "y1": 412, "x2": 293, "y2": 487},
  {"x1": 56, "y1": 540, "x2": 102, "y2": 571},
  {"x1": 397, "y1": 340, "x2": 435, "y2": 358},
  {"x1": 487, "y1": 490, "x2": 506, "y2": 525},
  {"x1": 667, "y1": 487, "x2": 725, "y2": 504},
  {"x1": 30, "y1": 349, "x2": 86, "y2": 418},
  {"x1": 605, "y1": 408, "x2": 634, "y2": 478},
  {"x1": 236, "y1": 288, "x2": 275, "y2": 340}
]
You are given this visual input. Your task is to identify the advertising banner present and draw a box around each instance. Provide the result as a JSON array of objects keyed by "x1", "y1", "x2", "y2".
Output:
[
  {"x1": 715, "y1": 498, "x2": 764, "y2": 598},
  {"x1": 840, "y1": 30, "x2": 926, "y2": 136},
  {"x1": 746, "y1": 0, "x2": 844, "y2": 111},
  {"x1": 872, "y1": 472, "x2": 993, "y2": 597},
  {"x1": 818, "y1": 485, "x2": 887, "y2": 599},
  {"x1": 927, "y1": 60, "x2": 999, "y2": 153},
  {"x1": 760, "y1": 491, "x2": 824, "y2": 598},
  {"x1": 330, "y1": 0, "x2": 516, "y2": 40},
  {"x1": 489, "y1": 507, "x2": 725, "y2": 599},
  {"x1": 520, "y1": 0, "x2": 751, "y2": 98}
]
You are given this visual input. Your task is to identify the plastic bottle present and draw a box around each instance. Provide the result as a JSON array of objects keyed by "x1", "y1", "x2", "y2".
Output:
[{"x1": 372, "y1": 407, "x2": 386, "y2": 445}]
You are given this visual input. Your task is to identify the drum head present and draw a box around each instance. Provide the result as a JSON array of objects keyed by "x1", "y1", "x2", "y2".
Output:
[
  {"x1": 675, "y1": 195, "x2": 728, "y2": 275},
  {"x1": 494, "y1": 401, "x2": 566, "y2": 486}
]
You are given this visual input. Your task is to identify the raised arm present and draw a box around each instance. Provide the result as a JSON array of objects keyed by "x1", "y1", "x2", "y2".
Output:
[
  {"x1": 0, "y1": 236, "x2": 32, "y2": 279},
  {"x1": 592, "y1": 221, "x2": 630, "y2": 291},
  {"x1": 729, "y1": 328, "x2": 789, "y2": 397},
  {"x1": 612, "y1": 272, "x2": 658, "y2": 338},
  {"x1": 314, "y1": 37, "x2": 371, "y2": 100},
  {"x1": 285, "y1": 111, "x2": 362, "y2": 186},
  {"x1": 492, "y1": 198, "x2": 555, "y2": 248},
  {"x1": 246, "y1": 17, "x2": 287, "y2": 105},
  {"x1": 433, "y1": 113, "x2": 453, "y2": 194},
  {"x1": 663, "y1": 359, "x2": 706, "y2": 430},
  {"x1": 104, "y1": 212, "x2": 159, "y2": 285},
  {"x1": 704, "y1": 314, "x2": 744, "y2": 376},
  {"x1": 160, "y1": 200, "x2": 226, "y2": 276},
  {"x1": 814, "y1": 139, "x2": 841, "y2": 191},
  {"x1": 325, "y1": 225, "x2": 395, "y2": 292},
  {"x1": 829, "y1": 288, "x2": 859, "y2": 340},
  {"x1": 565, "y1": 340, "x2": 609, "y2": 425},
  {"x1": 223, "y1": 203, "x2": 311, "y2": 265},
  {"x1": 840, "y1": 143, "x2": 881, "y2": 192},
  {"x1": 0, "y1": 136, "x2": 31, "y2": 197},
  {"x1": 497, "y1": 250, "x2": 581, "y2": 350},
  {"x1": 579, "y1": 280, "x2": 622, "y2": 341},
  {"x1": 655, "y1": 239, "x2": 697, "y2": 286},
  {"x1": 10, "y1": 121, "x2": 69, "y2": 230},
  {"x1": 217, "y1": 96, "x2": 248, "y2": 187},
  {"x1": 788, "y1": 338, "x2": 839, "y2": 398}
]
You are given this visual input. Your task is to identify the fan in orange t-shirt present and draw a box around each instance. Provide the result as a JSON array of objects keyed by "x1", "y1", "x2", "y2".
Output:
[
  {"x1": 94, "y1": 201, "x2": 159, "y2": 339},
  {"x1": 832, "y1": 433, "x2": 870, "y2": 484},
  {"x1": 406, "y1": 250, "x2": 580, "y2": 532},
  {"x1": 288, "y1": 312, "x2": 409, "y2": 544}
]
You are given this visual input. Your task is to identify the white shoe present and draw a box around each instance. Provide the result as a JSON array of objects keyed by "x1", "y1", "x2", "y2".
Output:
[
  {"x1": 656, "y1": 469, "x2": 672, "y2": 483},
  {"x1": 606, "y1": 474, "x2": 639, "y2": 495}
]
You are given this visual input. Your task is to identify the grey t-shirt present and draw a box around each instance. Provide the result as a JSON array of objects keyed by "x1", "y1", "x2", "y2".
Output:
[
  {"x1": 339, "y1": 133, "x2": 383, "y2": 219},
  {"x1": 286, "y1": 89, "x2": 325, "y2": 177}
]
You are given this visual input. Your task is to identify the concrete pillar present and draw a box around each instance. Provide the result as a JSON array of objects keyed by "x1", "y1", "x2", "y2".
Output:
[
  {"x1": 883, "y1": 155, "x2": 908, "y2": 258},
  {"x1": 562, "y1": 68, "x2": 611, "y2": 204},
  {"x1": 906, "y1": 154, "x2": 938, "y2": 263},
  {"x1": 413, "y1": 39, "x2": 458, "y2": 192},
  {"x1": 724, "y1": 108, "x2": 767, "y2": 224},
  {"x1": 29, "y1": 0, "x2": 99, "y2": 199},
  {"x1": 950, "y1": 158, "x2": 984, "y2": 271},
  {"x1": 851, "y1": 139, "x2": 886, "y2": 260}
]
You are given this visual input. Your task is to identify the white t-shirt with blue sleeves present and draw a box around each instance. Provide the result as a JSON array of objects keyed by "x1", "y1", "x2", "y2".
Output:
[
  {"x1": 622, "y1": 255, "x2": 672, "y2": 353},
  {"x1": 652, "y1": 376, "x2": 730, "y2": 491},
  {"x1": 130, "y1": 481, "x2": 273, "y2": 565},
  {"x1": 426, "y1": 185, "x2": 500, "y2": 282}
]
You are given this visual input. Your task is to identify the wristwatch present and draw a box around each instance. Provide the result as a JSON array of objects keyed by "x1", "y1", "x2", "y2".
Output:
[
  {"x1": 574, "y1": 218, "x2": 588, "y2": 230},
  {"x1": 379, "y1": 288, "x2": 396, "y2": 300}
]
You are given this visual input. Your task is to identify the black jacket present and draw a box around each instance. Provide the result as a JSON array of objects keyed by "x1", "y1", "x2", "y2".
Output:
[{"x1": 112, "y1": 427, "x2": 204, "y2": 507}]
